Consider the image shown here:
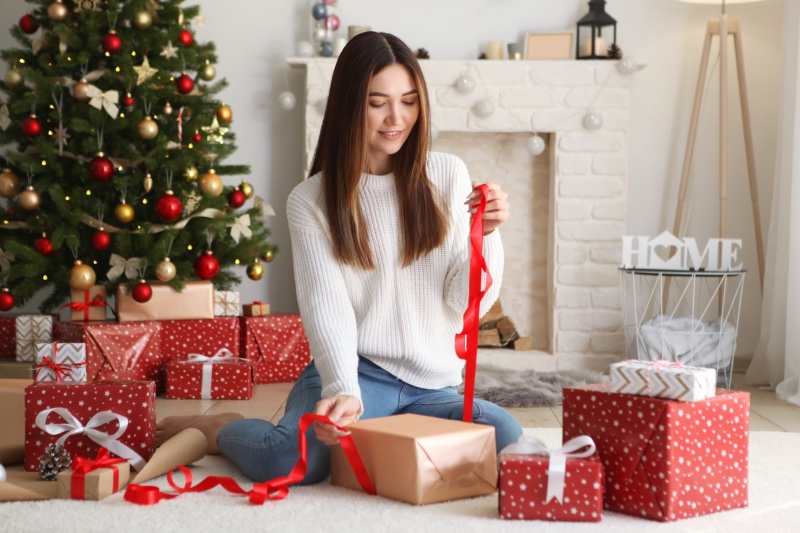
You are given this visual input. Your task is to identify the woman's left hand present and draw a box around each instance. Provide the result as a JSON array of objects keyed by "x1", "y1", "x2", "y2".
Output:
[{"x1": 466, "y1": 181, "x2": 509, "y2": 236}]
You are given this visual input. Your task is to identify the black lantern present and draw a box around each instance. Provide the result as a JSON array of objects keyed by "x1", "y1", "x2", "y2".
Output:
[{"x1": 575, "y1": 0, "x2": 617, "y2": 60}]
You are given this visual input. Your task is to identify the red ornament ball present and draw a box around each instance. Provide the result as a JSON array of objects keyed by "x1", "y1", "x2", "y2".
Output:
[
  {"x1": 0, "y1": 289, "x2": 14, "y2": 312},
  {"x1": 131, "y1": 280, "x2": 153, "y2": 303},
  {"x1": 227, "y1": 189, "x2": 246, "y2": 209},
  {"x1": 122, "y1": 94, "x2": 135, "y2": 108},
  {"x1": 194, "y1": 251, "x2": 220, "y2": 280},
  {"x1": 19, "y1": 14, "x2": 38, "y2": 34},
  {"x1": 33, "y1": 236, "x2": 54, "y2": 256},
  {"x1": 91, "y1": 228, "x2": 111, "y2": 251},
  {"x1": 102, "y1": 31, "x2": 123, "y2": 54},
  {"x1": 89, "y1": 154, "x2": 115, "y2": 182},
  {"x1": 155, "y1": 191, "x2": 183, "y2": 222},
  {"x1": 178, "y1": 29, "x2": 194, "y2": 47},
  {"x1": 175, "y1": 73, "x2": 194, "y2": 95},
  {"x1": 193, "y1": 132, "x2": 202, "y2": 143},
  {"x1": 21, "y1": 115, "x2": 42, "y2": 138}
]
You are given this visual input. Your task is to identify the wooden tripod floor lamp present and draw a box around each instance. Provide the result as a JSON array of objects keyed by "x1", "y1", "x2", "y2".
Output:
[{"x1": 673, "y1": 0, "x2": 766, "y2": 291}]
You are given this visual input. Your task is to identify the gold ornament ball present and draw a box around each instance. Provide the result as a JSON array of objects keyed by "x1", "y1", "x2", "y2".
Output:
[
  {"x1": 199, "y1": 62, "x2": 216, "y2": 81},
  {"x1": 163, "y1": 101, "x2": 173, "y2": 116},
  {"x1": 240, "y1": 181, "x2": 254, "y2": 199},
  {"x1": 198, "y1": 169, "x2": 224, "y2": 197},
  {"x1": 216, "y1": 104, "x2": 233, "y2": 123},
  {"x1": 261, "y1": 249, "x2": 275, "y2": 263},
  {"x1": 73, "y1": 79, "x2": 91, "y2": 102},
  {"x1": 114, "y1": 202, "x2": 135, "y2": 224},
  {"x1": 0, "y1": 168, "x2": 21, "y2": 198},
  {"x1": 133, "y1": 10, "x2": 153, "y2": 29},
  {"x1": 4, "y1": 68, "x2": 24, "y2": 89},
  {"x1": 69, "y1": 260, "x2": 96, "y2": 290},
  {"x1": 183, "y1": 165, "x2": 198, "y2": 182},
  {"x1": 246, "y1": 261, "x2": 265, "y2": 281},
  {"x1": 155, "y1": 258, "x2": 177, "y2": 282},
  {"x1": 138, "y1": 116, "x2": 159, "y2": 140},
  {"x1": 18, "y1": 187, "x2": 40, "y2": 211},
  {"x1": 47, "y1": 1, "x2": 69, "y2": 22}
]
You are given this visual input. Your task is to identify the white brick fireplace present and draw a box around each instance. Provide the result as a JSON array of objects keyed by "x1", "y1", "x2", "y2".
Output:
[{"x1": 288, "y1": 58, "x2": 630, "y2": 372}]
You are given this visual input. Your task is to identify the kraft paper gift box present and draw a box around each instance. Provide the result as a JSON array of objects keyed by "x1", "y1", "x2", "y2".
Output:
[
  {"x1": 67, "y1": 286, "x2": 108, "y2": 322},
  {"x1": 563, "y1": 384, "x2": 750, "y2": 522},
  {"x1": 214, "y1": 290, "x2": 240, "y2": 317},
  {"x1": 498, "y1": 435, "x2": 603, "y2": 522},
  {"x1": 330, "y1": 414, "x2": 497, "y2": 505},
  {"x1": 24, "y1": 381, "x2": 156, "y2": 472},
  {"x1": 56, "y1": 450, "x2": 131, "y2": 500},
  {"x1": 34, "y1": 342, "x2": 87, "y2": 383},
  {"x1": 0, "y1": 361, "x2": 35, "y2": 380},
  {"x1": 54, "y1": 321, "x2": 166, "y2": 391},
  {"x1": 243, "y1": 301, "x2": 270, "y2": 317},
  {"x1": 116, "y1": 280, "x2": 214, "y2": 322},
  {"x1": 15, "y1": 315, "x2": 53, "y2": 363},
  {"x1": 240, "y1": 314, "x2": 311, "y2": 383},
  {"x1": 165, "y1": 351, "x2": 254, "y2": 400},
  {"x1": 1, "y1": 316, "x2": 16, "y2": 359},
  {"x1": 0, "y1": 379, "x2": 27, "y2": 466},
  {"x1": 160, "y1": 317, "x2": 241, "y2": 362},
  {"x1": 610, "y1": 360, "x2": 716, "y2": 401}
]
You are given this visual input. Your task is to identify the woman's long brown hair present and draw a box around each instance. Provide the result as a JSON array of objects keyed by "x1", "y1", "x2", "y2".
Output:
[{"x1": 308, "y1": 32, "x2": 449, "y2": 269}]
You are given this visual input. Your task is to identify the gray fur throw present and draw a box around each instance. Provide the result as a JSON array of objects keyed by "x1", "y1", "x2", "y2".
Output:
[{"x1": 465, "y1": 365, "x2": 610, "y2": 407}]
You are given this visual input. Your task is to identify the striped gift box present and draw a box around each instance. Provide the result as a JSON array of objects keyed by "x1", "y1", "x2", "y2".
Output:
[
  {"x1": 609, "y1": 360, "x2": 717, "y2": 402},
  {"x1": 15, "y1": 315, "x2": 53, "y2": 363},
  {"x1": 34, "y1": 342, "x2": 87, "y2": 382}
]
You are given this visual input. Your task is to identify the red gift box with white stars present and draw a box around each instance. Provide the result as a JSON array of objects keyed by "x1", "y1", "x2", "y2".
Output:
[
  {"x1": 24, "y1": 381, "x2": 156, "y2": 472},
  {"x1": 562, "y1": 384, "x2": 750, "y2": 522},
  {"x1": 499, "y1": 453, "x2": 604, "y2": 521},
  {"x1": 240, "y1": 315, "x2": 311, "y2": 383},
  {"x1": 160, "y1": 317, "x2": 241, "y2": 362},
  {"x1": 54, "y1": 321, "x2": 166, "y2": 392},
  {"x1": 165, "y1": 359, "x2": 254, "y2": 400}
]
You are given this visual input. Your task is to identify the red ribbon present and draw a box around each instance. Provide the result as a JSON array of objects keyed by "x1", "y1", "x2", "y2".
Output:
[
  {"x1": 63, "y1": 291, "x2": 107, "y2": 321},
  {"x1": 455, "y1": 184, "x2": 492, "y2": 423},
  {"x1": 70, "y1": 448, "x2": 128, "y2": 500},
  {"x1": 34, "y1": 343, "x2": 86, "y2": 382},
  {"x1": 124, "y1": 413, "x2": 375, "y2": 505}
]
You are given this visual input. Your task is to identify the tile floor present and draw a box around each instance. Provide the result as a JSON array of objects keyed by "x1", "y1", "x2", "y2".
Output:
[{"x1": 156, "y1": 372, "x2": 799, "y2": 433}]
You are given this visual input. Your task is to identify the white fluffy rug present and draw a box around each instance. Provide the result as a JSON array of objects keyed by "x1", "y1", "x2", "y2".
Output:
[{"x1": 1, "y1": 429, "x2": 799, "y2": 533}]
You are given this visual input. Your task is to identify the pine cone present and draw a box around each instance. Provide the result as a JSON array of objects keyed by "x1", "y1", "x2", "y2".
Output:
[
  {"x1": 415, "y1": 48, "x2": 430, "y2": 60},
  {"x1": 38, "y1": 443, "x2": 72, "y2": 481},
  {"x1": 607, "y1": 43, "x2": 623, "y2": 60}
]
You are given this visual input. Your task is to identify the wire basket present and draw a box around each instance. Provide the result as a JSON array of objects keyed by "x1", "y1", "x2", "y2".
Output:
[{"x1": 619, "y1": 268, "x2": 746, "y2": 388}]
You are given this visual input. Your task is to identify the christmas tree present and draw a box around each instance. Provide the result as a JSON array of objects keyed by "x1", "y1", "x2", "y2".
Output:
[{"x1": 0, "y1": 0, "x2": 275, "y2": 313}]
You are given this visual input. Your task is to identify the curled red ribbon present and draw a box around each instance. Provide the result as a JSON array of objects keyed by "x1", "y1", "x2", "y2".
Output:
[
  {"x1": 455, "y1": 183, "x2": 492, "y2": 423},
  {"x1": 34, "y1": 343, "x2": 86, "y2": 382},
  {"x1": 124, "y1": 413, "x2": 375, "y2": 505},
  {"x1": 70, "y1": 448, "x2": 128, "y2": 500},
  {"x1": 63, "y1": 291, "x2": 107, "y2": 321}
]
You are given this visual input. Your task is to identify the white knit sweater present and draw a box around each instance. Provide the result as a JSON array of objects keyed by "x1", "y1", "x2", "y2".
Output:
[{"x1": 286, "y1": 152, "x2": 503, "y2": 406}]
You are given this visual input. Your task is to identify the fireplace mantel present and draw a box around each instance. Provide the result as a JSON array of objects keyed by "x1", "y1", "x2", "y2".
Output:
[{"x1": 288, "y1": 57, "x2": 630, "y2": 372}]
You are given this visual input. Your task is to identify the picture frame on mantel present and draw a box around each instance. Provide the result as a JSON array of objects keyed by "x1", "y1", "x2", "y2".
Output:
[{"x1": 524, "y1": 32, "x2": 573, "y2": 60}]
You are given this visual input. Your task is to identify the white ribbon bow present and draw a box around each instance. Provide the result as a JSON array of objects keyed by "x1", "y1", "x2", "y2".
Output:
[
  {"x1": 35, "y1": 407, "x2": 146, "y2": 471},
  {"x1": 499, "y1": 435, "x2": 596, "y2": 504},
  {"x1": 0, "y1": 247, "x2": 14, "y2": 272},
  {"x1": 107, "y1": 254, "x2": 144, "y2": 280},
  {"x1": 228, "y1": 214, "x2": 252, "y2": 243},
  {"x1": 86, "y1": 85, "x2": 119, "y2": 119},
  {"x1": 187, "y1": 348, "x2": 235, "y2": 399}
]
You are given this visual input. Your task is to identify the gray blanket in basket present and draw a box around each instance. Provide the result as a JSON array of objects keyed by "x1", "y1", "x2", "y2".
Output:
[{"x1": 633, "y1": 315, "x2": 736, "y2": 369}]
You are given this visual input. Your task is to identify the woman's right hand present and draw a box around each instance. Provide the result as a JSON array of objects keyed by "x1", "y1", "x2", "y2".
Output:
[{"x1": 313, "y1": 395, "x2": 362, "y2": 445}]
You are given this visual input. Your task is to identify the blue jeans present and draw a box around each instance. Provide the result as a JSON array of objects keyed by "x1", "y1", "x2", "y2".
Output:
[{"x1": 217, "y1": 357, "x2": 522, "y2": 484}]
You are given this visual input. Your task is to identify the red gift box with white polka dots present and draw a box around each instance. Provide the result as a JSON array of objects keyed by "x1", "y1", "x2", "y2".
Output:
[
  {"x1": 239, "y1": 315, "x2": 311, "y2": 383},
  {"x1": 562, "y1": 384, "x2": 750, "y2": 522},
  {"x1": 24, "y1": 380, "x2": 156, "y2": 472},
  {"x1": 165, "y1": 359, "x2": 254, "y2": 400},
  {"x1": 0, "y1": 317, "x2": 15, "y2": 359},
  {"x1": 160, "y1": 317, "x2": 241, "y2": 362},
  {"x1": 499, "y1": 453, "x2": 604, "y2": 521},
  {"x1": 54, "y1": 321, "x2": 166, "y2": 392}
]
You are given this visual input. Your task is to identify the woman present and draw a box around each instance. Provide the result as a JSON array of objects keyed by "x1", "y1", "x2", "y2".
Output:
[{"x1": 157, "y1": 32, "x2": 521, "y2": 484}]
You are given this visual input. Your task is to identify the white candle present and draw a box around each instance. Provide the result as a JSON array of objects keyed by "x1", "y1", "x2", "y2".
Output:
[
  {"x1": 486, "y1": 40, "x2": 504, "y2": 60},
  {"x1": 584, "y1": 36, "x2": 607, "y2": 57}
]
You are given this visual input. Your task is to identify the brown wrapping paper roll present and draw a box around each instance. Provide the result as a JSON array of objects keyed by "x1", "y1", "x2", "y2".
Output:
[{"x1": 0, "y1": 379, "x2": 27, "y2": 465}]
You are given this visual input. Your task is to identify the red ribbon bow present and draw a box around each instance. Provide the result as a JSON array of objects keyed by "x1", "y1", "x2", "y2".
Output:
[
  {"x1": 124, "y1": 413, "x2": 375, "y2": 505},
  {"x1": 70, "y1": 448, "x2": 128, "y2": 500},
  {"x1": 63, "y1": 291, "x2": 107, "y2": 321},
  {"x1": 455, "y1": 183, "x2": 492, "y2": 423},
  {"x1": 34, "y1": 343, "x2": 86, "y2": 382}
]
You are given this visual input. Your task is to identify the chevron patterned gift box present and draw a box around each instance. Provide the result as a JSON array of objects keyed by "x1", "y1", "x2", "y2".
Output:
[
  {"x1": 610, "y1": 360, "x2": 716, "y2": 402},
  {"x1": 34, "y1": 342, "x2": 87, "y2": 383},
  {"x1": 15, "y1": 315, "x2": 53, "y2": 363}
]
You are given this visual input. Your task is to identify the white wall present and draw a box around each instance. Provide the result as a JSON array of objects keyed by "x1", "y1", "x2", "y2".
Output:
[{"x1": 0, "y1": 0, "x2": 784, "y2": 357}]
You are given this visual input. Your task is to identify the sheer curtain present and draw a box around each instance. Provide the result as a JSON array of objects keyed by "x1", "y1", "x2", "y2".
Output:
[{"x1": 746, "y1": 0, "x2": 800, "y2": 405}]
